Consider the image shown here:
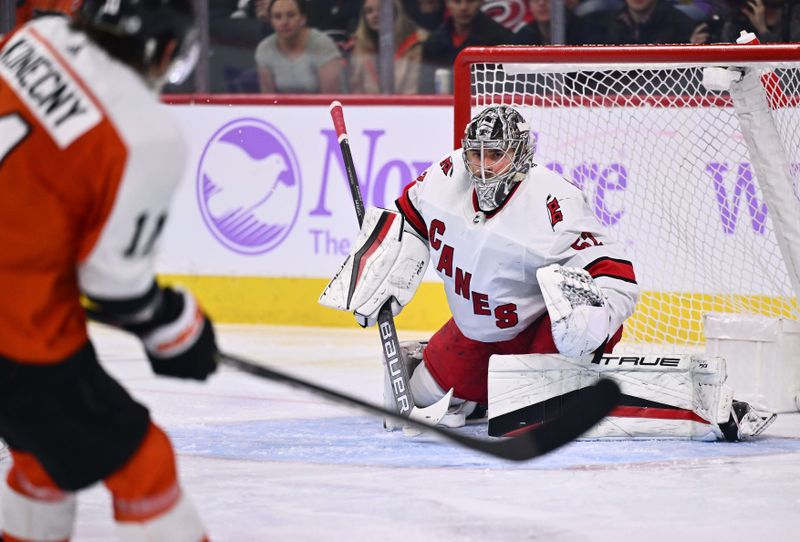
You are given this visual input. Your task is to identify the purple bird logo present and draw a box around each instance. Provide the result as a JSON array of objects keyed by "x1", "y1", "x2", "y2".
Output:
[{"x1": 197, "y1": 118, "x2": 302, "y2": 255}]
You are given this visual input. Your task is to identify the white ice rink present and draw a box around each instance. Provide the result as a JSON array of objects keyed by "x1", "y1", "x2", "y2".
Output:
[{"x1": 5, "y1": 324, "x2": 798, "y2": 541}]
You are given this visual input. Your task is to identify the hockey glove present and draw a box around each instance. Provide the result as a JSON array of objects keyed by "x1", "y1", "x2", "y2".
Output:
[
  {"x1": 319, "y1": 208, "x2": 429, "y2": 328},
  {"x1": 139, "y1": 288, "x2": 218, "y2": 380},
  {"x1": 84, "y1": 285, "x2": 218, "y2": 380},
  {"x1": 537, "y1": 264, "x2": 611, "y2": 358}
]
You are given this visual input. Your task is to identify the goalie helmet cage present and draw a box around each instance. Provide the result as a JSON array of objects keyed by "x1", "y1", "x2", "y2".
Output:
[{"x1": 453, "y1": 44, "x2": 800, "y2": 352}]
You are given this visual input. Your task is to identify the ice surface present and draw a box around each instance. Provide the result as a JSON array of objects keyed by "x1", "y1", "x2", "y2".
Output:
[{"x1": 4, "y1": 324, "x2": 798, "y2": 541}]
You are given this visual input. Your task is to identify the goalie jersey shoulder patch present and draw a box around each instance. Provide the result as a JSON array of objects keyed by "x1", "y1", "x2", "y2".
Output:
[
  {"x1": 546, "y1": 194, "x2": 563, "y2": 229},
  {"x1": 439, "y1": 156, "x2": 453, "y2": 177}
]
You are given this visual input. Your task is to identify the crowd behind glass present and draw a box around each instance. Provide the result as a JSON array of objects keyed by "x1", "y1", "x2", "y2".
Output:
[{"x1": 5, "y1": 0, "x2": 800, "y2": 94}]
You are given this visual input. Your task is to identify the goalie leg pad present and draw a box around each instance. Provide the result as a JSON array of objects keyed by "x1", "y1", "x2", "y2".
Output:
[{"x1": 488, "y1": 353, "x2": 734, "y2": 440}]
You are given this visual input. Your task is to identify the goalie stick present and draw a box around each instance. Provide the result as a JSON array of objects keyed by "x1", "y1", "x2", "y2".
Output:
[
  {"x1": 219, "y1": 351, "x2": 621, "y2": 461},
  {"x1": 328, "y1": 100, "x2": 452, "y2": 426}
]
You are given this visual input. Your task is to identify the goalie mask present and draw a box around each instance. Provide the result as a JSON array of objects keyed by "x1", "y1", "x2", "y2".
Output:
[{"x1": 462, "y1": 106, "x2": 533, "y2": 212}]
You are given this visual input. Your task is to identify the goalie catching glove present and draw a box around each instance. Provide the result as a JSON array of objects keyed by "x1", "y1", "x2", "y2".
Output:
[
  {"x1": 537, "y1": 264, "x2": 611, "y2": 358},
  {"x1": 319, "y1": 207, "x2": 429, "y2": 327}
]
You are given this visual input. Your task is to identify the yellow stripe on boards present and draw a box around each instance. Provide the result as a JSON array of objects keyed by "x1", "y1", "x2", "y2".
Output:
[
  {"x1": 157, "y1": 275, "x2": 452, "y2": 331},
  {"x1": 158, "y1": 275, "x2": 798, "y2": 344}
]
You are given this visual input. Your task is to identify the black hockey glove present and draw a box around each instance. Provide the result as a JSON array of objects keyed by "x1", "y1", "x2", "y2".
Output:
[
  {"x1": 138, "y1": 287, "x2": 218, "y2": 381},
  {"x1": 84, "y1": 284, "x2": 218, "y2": 380}
]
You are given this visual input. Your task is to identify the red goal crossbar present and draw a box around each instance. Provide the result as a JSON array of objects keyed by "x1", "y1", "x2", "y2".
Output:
[{"x1": 452, "y1": 44, "x2": 800, "y2": 149}]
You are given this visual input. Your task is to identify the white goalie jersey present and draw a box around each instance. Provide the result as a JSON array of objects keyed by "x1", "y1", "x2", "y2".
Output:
[{"x1": 395, "y1": 150, "x2": 640, "y2": 343}]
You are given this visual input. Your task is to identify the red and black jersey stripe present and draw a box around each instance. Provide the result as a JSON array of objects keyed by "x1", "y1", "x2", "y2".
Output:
[
  {"x1": 584, "y1": 257, "x2": 637, "y2": 284},
  {"x1": 395, "y1": 181, "x2": 427, "y2": 240}
]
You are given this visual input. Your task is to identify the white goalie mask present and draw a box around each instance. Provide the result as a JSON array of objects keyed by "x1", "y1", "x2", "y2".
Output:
[{"x1": 462, "y1": 106, "x2": 533, "y2": 212}]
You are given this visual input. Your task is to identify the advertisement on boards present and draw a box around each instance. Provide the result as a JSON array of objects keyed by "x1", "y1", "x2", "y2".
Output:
[
  {"x1": 159, "y1": 105, "x2": 451, "y2": 283},
  {"x1": 160, "y1": 103, "x2": 784, "y2": 297}
]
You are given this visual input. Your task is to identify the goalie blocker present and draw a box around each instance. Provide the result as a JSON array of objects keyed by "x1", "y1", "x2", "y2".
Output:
[
  {"x1": 487, "y1": 353, "x2": 776, "y2": 441},
  {"x1": 319, "y1": 207, "x2": 429, "y2": 327}
]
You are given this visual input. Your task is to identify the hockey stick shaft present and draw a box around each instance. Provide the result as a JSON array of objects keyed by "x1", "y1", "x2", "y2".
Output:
[
  {"x1": 328, "y1": 100, "x2": 417, "y2": 417},
  {"x1": 219, "y1": 351, "x2": 621, "y2": 461},
  {"x1": 329, "y1": 105, "x2": 366, "y2": 226}
]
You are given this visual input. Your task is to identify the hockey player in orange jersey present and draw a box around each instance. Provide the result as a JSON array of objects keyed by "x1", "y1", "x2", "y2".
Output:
[{"x1": 0, "y1": 1, "x2": 215, "y2": 540}]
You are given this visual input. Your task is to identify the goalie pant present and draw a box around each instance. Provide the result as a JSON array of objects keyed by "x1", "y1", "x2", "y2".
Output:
[{"x1": 487, "y1": 353, "x2": 737, "y2": 440}]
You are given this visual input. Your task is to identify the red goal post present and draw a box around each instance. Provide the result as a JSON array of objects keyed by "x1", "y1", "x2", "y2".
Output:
[{"x1": 452, "y1": 44, "x2": 800, "y2": 350}]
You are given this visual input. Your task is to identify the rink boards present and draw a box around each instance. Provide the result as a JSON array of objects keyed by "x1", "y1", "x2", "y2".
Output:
[{"x1": 156, "y1": 100, "x2": 797, "y2": 344}]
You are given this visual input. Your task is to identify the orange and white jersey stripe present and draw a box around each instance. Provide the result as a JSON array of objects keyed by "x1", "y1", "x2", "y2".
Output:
[{"x1": 0, "y1": 17, "x2": 187, "y2": 363}]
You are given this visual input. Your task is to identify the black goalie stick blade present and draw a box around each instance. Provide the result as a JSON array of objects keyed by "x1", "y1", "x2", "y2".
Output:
[{"x1": 219, "y1": 352, "x2": 621, "y2": 462}]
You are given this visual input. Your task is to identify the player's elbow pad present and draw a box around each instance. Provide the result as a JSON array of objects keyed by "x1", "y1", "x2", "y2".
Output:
[
  {"x1": 318, "y1": 207, "x2": 429, "y2": 327},
  {"x1": 85, "y1": 285, "x2": 218, "y2": 380}
]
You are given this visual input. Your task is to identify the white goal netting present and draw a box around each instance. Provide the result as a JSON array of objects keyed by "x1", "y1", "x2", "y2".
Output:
[{"x1": 457, "y1": 46, "x2": 800, "y2": 350}]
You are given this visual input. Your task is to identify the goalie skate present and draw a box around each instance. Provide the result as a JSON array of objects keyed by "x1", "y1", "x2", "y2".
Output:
[
  {"x1": 382, "y1": 341, "x2": 453, "y2": 432},
  {"x1": 719, "y1": 401, "x2": 777, "y2": 442}
]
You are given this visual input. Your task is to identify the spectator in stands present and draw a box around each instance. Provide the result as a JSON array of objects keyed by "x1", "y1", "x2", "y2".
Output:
[
  {"x1": 403, "y1": 0, "x2": 447, "y2": 30},
  {"x1": 517, "y1": 0, "x2": 583, "y2": 44},
  {"x1": 255, "y1": 0, "x2": 344, "y2": 93},
  {"x1": 212, "y1": 0, "x2": 271, "y2": 43},
  {"x1": 717, "y1": 0, "x2": 800, "y2": 42},
  {"x1": 306, "y1": 0, "x2": 364, "y2": 50},
  {"x1": 419, "y1": 0, "x2": 523, "y2": 93},
  {"x1": 597, "y1": 0, "x2": 711, "y2": 44},
  {"x1": 349, "y1": 0, "x2": 429, "y2": 94},
  {"x1": 208, "y1": 0, "x2": 272, "y2": 93}
]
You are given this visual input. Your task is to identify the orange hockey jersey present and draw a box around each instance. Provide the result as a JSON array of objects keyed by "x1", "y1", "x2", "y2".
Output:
[{"x1": 0, "y1": 17, "x2": 188, "y2": 363}]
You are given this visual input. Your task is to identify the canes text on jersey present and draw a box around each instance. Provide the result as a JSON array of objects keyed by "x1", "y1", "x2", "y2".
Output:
[{"x1": 429, "y1": 219, "x2": 518, "y2": 329}]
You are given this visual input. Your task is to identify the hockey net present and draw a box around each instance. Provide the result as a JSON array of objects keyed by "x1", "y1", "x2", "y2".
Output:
[{"x1": 454, "y1": 45, "x2": 800, "y2": 352}]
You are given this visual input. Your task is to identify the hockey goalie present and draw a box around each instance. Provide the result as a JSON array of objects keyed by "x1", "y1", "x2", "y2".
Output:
[{"x1": 320, "y1": 105, "x2": 776, "y2": 441}]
